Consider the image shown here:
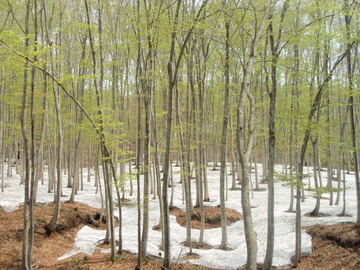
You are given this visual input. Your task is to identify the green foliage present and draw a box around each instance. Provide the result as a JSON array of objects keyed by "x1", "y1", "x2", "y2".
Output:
[
  {"x1": 275, "y1": 172, "x2": 308, "y2": 189},
  {"x1": 115, "y1": 172, "x2": 137, "y2": 189},
  {"x1": 276, "y1": 172, "x2": 348, "y2": 196},
  {"x1": 307, "y1": 186, "x2": 346, "y2": 197}
]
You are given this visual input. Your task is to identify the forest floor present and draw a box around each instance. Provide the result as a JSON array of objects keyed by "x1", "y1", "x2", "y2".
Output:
[{"x1": 1, "y1": 202, "x2": 360, "y2": 270}]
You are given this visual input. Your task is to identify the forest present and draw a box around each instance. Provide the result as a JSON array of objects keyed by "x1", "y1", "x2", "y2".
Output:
[{"x1": 0, "y1": 0, "x2": 359, "y2": 269}]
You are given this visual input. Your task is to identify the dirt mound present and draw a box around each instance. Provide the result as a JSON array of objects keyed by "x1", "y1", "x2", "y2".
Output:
[
  {"x1": 170, "y1": 205, "x2": 243, "y2": 229},
  {"x1": 0, "y1": 202, "x2": 118, "y2": 269},
  {"x1": 307, "y1": 223, "x2": 360, "y2": 248},
  {"x1": 282, "y1": 223, "x2": 360, "y2": 270}
]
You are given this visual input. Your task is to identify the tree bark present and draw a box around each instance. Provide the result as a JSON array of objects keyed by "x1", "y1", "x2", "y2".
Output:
[
  {"x1": 220, "y1": 2, "x2": 230, "y2": 249},
  {"x1": 262, "y1": 1, "x2": 288, "y2": 268},
  {"x1": 344, "y1": 0, "x2": 360, "y2": 227},
  {"x1": 21, "y1": 1, "x2": 32, "y2": 268},
  {"x1": 236, "y1": 2, "x2": 271, "y2": 268}
]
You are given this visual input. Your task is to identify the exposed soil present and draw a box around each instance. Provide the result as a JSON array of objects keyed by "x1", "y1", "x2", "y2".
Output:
[
  {"x1": 281, "y1": 223, "x2": 360, "y2": 270},
  {"x1": 304, "y1": 212, "x2": 331, "y2": 217},
  {"x1": 0, "y1": 203, "x2": 221, "y2": 270},
  {"x1": 170, "y1": 205, "x2": 243, "y2": 229},
  {"x1": 1, "y1": 203, "x2": 360, "y2": 270}
]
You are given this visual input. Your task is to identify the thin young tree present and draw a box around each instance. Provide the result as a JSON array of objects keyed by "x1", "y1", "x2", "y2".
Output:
[
  {"x1": 21, "y1": 1, "x2": 32, "y2": 268},
  {"x1": 344, "y1": 0, "x2": 360, "y2": 227},
  {"x1": 134, "y1": 1, "x2": 143, "y2": 267},
  {"x1": 0, "y1": 68, "x2": 4, "y2": 193},
  {"x1": 138, "y1": 0, "x2": 164, "y2": 257},
  {"x1": 219, "y1": 0, "x2": 231, "y2": 250},
  {"x1": 235, "y1": 1, "x2": 271, "y2": 268},
  {"x1": 162, "y1": 1, "x2": 183, "y2": 266},
  {"x1": 263, "y1": 1, "x2": 289, "y2": 268},
  {"x1": 43, "y1": 0, "x2": 64, "y2": 235}
]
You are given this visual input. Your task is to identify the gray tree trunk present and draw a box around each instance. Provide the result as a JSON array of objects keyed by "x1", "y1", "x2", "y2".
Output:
[
  {"x1": 344, "y1": 3, "x2": 360, "y2": 226},
  {"x1": 21, "y1": 1, "x2": 33, "y2": 268},
  {"x1": 236, "y1": 2, "x2": 271, "y2": 268},
  {"x1": 220, "y1": 5, "x2": 230, "y2": 249}
]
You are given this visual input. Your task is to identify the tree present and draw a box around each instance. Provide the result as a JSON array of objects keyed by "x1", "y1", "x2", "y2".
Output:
[
  {"x1": 219, "y1": 0, "x2": 231, "y2": 250},
  {"x1": 235, "y1": 1, "x2": 271, "y2": 269},
  {"x1": 21, "y1": 1, "x2": 33, "y2": 268},
  {"x1": 0, "y1": 67, "x2": 4, "y2": 193},
  {"x1": 134, "y1": 0, "x2": 164, "y2": 258},
  {"x1": 43, "y1": 0, "x2": 64, "y2": 235},
  {"x1": 263, "y1": 1, "x2": 289, "y2": 268},
  {"x1": 344, "y1": 0, "x2": 360, "y2": 228}
]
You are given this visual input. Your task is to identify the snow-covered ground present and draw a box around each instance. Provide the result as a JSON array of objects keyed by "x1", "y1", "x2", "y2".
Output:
[{"x1": 0, "y1": 163, "x2": 357, "y2": 269}]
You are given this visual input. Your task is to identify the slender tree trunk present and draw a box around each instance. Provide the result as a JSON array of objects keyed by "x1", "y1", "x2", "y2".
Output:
[
  {"x1": 0, "y1": 68, "x2": 4, "y2": 193},
  {"x1": 263, "y1": 2, "x2": 288, "y2": 267},
  {"x1": 287, "y1": 42, "x2": 299, "y2": 214},
  {"x1": 45, "y1": 83, "x2": 62, "y2": 234},
  {"x1": 338, "y1": 102, "x2": 349, "y2": 215},
  {"x1": 236, "y1": 3, "x2": 270, "y2": 268},
  {"x1": 220, "y1": 4, "x2": 230, "y2": 249},
  {"x1": 335, "y1": 160, "x2": 341, "y2": 206},
  {"x1": 44, "y1": 9, "x2": 64, "y2": 230},
  {"x1": 310, "y1": 138, "x2": 321, "y2": 216},
  {"x1": 27, "y1": 2, "x2": 39, "y2": 264},
  {"x1": 344, "y1": 3, "x2": 360, "y2": 227},
  {"x1": 135, "y1": 2, "x2": 142, "y2": 264},
  {"x1": 175, "y1": 79, "x2": 193, "y2": 253},
  {"x1": 151, "y1": 98, "x2": 163, "y2": 232},
  {"x1": 236, "y1": 91, "x2": 258, "y2": 270},
  {"x1": 340, "y1": 152, "x2": 347, "y2": 216},
  {"x1": 141, "y1": 63, "x2": 152, "y2": 258},
  {"x1": 21, "y1": 2, "x2": 31, "y2": 268}
]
